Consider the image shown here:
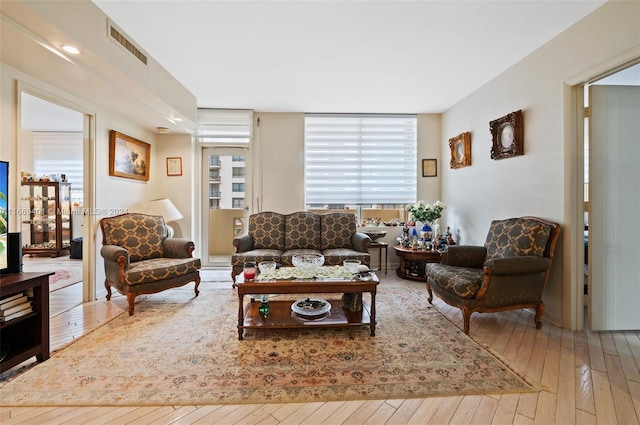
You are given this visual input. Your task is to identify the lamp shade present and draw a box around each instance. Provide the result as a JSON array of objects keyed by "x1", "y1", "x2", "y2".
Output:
[{"x1": 145, "y1": 198, "x2": 183, "y2": 223}]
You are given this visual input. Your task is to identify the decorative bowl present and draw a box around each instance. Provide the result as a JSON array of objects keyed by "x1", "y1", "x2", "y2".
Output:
[
  {"x1": 291, "y1": 298, "x2": 331, "y2": 317},
  {"x1": 258, "y1": 261, "x2": 277, "y2": 274},
  {"x1": 343, "y1": 259, "x2": 361, "y2": 274},
  {"x1": 291, "y1": 254, "x2": 325, "y2": 277},
  {"x1": 362, "y1": 230, "x2": 387, "y2": 241}
]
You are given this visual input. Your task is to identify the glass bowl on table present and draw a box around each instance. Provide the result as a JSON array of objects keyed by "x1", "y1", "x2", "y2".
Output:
[
  {"x1": 291, "y1": 253, "x2": 325, "y2": 278},
  {"x1": 258, "y1": 261, "x2": 277, "y2": 275},
  {"x1": 343, "y1": 259, "x2": 361, "y2": 274}
]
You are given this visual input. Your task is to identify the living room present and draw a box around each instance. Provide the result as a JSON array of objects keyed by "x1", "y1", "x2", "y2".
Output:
[{"x1": 0, "y1": 0, "x2": 639, "y2": 423}]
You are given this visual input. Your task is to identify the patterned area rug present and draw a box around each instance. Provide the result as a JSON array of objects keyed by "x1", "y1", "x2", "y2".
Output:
[
  {"x1": 21, "y1": 256, "x2": 83, "y2": 292},
  {"x1": 0, "y1": 283, "x2": 533, "y2": 406}
]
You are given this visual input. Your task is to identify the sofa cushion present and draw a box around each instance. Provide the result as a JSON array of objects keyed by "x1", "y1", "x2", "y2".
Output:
[
  {"x1": 322, "y1": 248, "x2": 370, "y2": 266},
  {"x1": 231, "y1": 249, "x2": 283, "y2": 267},
  {"x1": 485, "y1": 218, "x2": 552, "y2": 259},
  {"x1": 101, "y1": 213, "x2": 165, "y2": 262},
  {"x1": 280, "y1": 248, "x2": 323, "y2": 266},
  {"x1": 124, "y1": 257, "x2": 201, "y2": 285},
  {"x1": 321, "y1": 212, "x2": 357, "y2": 250},
  {"x1": 284, "y1": 212, "x2": 321, "y2": 250},
  {"x1": 249, "y1": 212, "x2": 286, "y2": 251},
  {"x1": 427, "y1": 263, "x2": 483, "y2": 299}
]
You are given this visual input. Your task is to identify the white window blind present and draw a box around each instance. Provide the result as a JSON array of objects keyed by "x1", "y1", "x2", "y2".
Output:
[
  {"x1": 305, "y1": 114, "x2": 417, "y2": 205},
  {"x1": 196, "y1": 109, "x2": 253, "y2": 144},
  {"x1": 32, "y1": 132, "x2": 83, "y2": 203}
]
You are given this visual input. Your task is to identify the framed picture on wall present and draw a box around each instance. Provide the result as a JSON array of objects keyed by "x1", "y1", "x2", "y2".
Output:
[
  {"x1": 422, "y1": 159, "x2": 437, "y2": 177},
  {"x1": 449, "y1": 132, "x2": 471, "y2": 169},
  {"x1": 109, "y1": 130, "x2": 150, "y2": 181},
  {"x1": 490, "y1": 110, "x2": 523, "y2": 160},
  {"x1": 166, "y1": 157, "x2": 183, "y2": 176}
]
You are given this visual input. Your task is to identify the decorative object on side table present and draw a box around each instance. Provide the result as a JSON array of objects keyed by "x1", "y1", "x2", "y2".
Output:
[
  {"x1": 361, "y1": 229, "x2": 387, "y2": 242},
  {"x1": 490, "y1": 109, "x2": 523, "y2": 160}
]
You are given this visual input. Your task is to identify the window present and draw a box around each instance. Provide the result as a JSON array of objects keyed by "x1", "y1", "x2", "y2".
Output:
[
  {"x1": 232, "y1": 183, "x2": 245, "y2": 192},
  {"x1": 304, "y1": 114, "x2": 417, "y2": 208},
  {"x1": 196, "y1": 109, "x2": 253, "y2": 144},
  {"x1": 232, "y1": 167, "x2": 245, "y2": 177},
  {"x1": 232, "y1": 198, "x2": 244, "y2": 208},
  {"x1": 32, "y1": 132, "x2": 83, "y2": 205}
]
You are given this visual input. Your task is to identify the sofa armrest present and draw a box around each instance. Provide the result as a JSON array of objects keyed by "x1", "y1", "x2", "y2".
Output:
[
  {"x1": 442, "y1": 245, "x2": 486, "y2": 268},
  {"x1": 484, "y1": 256, "x2": 550, "y2": 275},
  {"x1": 162, "y1": 238, "x2": 195, "y2": 258},
  {"x1": 233, "y1": 234, "x2": 254, "y2": 253},
  {"x1": 351, "y1": 232, "x2": 372, "y2": 252}
]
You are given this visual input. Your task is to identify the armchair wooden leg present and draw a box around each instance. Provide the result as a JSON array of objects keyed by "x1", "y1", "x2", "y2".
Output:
[
  {"x1": 105, "y1": 281, "x2": 112, "y2": 300},
  {"x1": 194, "y1": 275, "x2": 201, "y2": 296},
  {"x1": 534, "y1": 302, "x2": 545, "y2": 329},
  {"x1": 426, "y1": 283, "x2": 434, "y2": 304},
  {"x1": 127, "y1": 293, "x2": 136, "y2": 316},
  {"x1": 462, "y1": 307, "x2": 472, "y2": 334}
]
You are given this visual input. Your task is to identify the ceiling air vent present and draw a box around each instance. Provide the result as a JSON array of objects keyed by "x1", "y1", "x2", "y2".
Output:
[{"x1": 108, "y1": 20, "x2": 147, "y2": 65}]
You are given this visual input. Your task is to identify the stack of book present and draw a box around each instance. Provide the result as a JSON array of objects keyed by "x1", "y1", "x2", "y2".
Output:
[{"x1": 0, "y1": 292, "x2": 33, "y2": 323}]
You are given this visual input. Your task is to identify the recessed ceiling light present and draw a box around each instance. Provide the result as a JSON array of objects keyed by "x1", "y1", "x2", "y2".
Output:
[
  {"x1": 61, "y1": 45, "x2": 80, "y2": 55},
  {"x1": 173, "y1": 117, "x2": 183, "y2": 122}
]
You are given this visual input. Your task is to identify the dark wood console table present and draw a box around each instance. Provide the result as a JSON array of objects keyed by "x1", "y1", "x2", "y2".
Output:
[
  {"x1": 0, "y1": 272, "x2": 52, "y2": 372},
  {"x1": 393, "y1": 245, "x2": 441, "y2": 281}
]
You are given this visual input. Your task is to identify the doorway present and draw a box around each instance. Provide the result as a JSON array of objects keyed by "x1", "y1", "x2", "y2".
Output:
[
  {"x1": 18, "y1": 91, "x2": 86, "y2": 315},
  {"x1": 201, "y1": 147, "x2": 250, "y2": 267},
  {"x1": 582, "y1": 62, "x2": 640, "y2": 330}
]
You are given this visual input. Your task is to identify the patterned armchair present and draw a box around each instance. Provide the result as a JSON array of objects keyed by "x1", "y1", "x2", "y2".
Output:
[
  {"x1": 99, "y1": 213, "x2": 201, "y2": 315},
  {"x1": 425, "y1": 216, "x2": 560, "y2": 334}
]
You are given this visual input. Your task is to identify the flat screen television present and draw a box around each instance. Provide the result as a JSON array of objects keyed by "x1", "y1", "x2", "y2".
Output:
[{"x1": 0, "y1": 160, "x2": 8, "y2": 273}]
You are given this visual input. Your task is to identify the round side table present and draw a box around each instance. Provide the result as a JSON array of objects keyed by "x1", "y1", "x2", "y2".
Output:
[{"x1": 393, "y1": 245, "x2": 441, "y2": 281}]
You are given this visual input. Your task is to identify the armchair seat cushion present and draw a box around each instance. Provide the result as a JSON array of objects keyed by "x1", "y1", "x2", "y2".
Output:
[
  {"x1": 125, "y1": 257, "x2": 201, "y2": 285},
  {"x1": 426, "y1": 264, "x2": 483, "y2": 299}
]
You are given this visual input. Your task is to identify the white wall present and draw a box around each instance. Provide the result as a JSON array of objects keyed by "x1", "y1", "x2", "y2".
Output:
[
  {"x1": 441, "y1": 0, "x2": 640, "y2": 326},
  {"x1": 154, "y1": 133, "x2": 195, "y2": 240}
]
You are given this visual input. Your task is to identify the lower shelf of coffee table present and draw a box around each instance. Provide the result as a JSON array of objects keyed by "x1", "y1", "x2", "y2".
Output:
[{"x1": 241, "y1": 299, "x2": 371, "y2": 330}]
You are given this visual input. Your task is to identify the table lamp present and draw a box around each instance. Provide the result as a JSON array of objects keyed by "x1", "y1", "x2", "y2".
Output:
[{"x1": 145, "y1": 198, "x2": 183, "y2": 238}]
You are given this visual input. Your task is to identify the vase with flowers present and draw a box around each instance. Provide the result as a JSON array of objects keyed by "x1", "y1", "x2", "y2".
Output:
[{"x1": 405, "y1": 200, "x2": 447, "y2": 240}]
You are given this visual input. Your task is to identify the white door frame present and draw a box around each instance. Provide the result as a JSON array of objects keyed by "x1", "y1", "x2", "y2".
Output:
[{"x1": 16, "y1": 82, "x2": 97, "y2": 302}]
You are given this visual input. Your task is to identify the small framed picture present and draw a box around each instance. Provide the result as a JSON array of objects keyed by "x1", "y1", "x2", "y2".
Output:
[
  {"x1": 109, "y1": 130, "x2": 150, "y2": 181},
  {"x1": 449, "y1": 132, "x2": 471, "y2": 169},
  {"x1": 422, "y1": 159, "x2": 437, "y2": 177},
  {"x1": 166, "y1": 157, "x2": 182, "y2": 176},
  {"x1": 490, "y1": 110, "x2": 523, "y2": 160}
]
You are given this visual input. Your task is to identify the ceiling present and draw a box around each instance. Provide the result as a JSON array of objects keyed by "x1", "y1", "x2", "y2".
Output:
[{"x1": 90, "y1": 0, "x2": 608, "y2": 114}]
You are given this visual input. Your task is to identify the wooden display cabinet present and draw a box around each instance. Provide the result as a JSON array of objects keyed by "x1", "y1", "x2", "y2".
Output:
[{"x1": 21, "y1": 181, "x2": 72, "y2": 257}]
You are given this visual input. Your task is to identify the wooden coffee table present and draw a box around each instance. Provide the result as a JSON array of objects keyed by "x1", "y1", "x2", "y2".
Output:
[{"x1": 236, "y1": 269, "x2": 379, "y2": 340}]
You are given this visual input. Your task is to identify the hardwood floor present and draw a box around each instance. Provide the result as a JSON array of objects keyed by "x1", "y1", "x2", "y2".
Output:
[{"x1": 1, "y1": 276, "x2": 638, "y2": 424}]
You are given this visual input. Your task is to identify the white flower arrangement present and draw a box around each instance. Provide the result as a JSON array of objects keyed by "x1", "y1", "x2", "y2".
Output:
[{"x1": 405, "y1": 200, "x2": 447, "y2": 223}]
